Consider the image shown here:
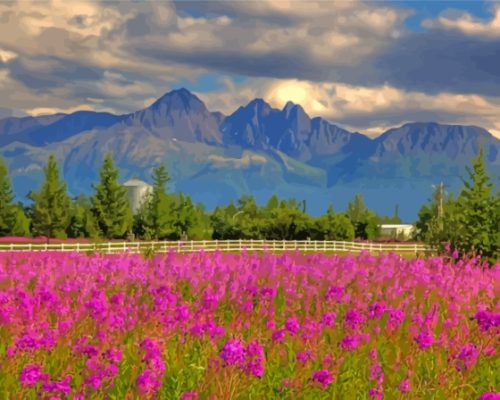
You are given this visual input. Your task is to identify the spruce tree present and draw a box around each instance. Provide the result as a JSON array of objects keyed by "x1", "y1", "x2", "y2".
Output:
[
  {"x1": 30, "y1": 155, "x2": 71, "y2": 240},
  {"x1": 0, "y1": 157, "x2": 17, "y2": 236},
  {"x1": 91, "y1": 153, "x2": 132, "y2": 239},
  {"x1": 454, "y1": 148, "x2": 498, "y2": 261},
  {"x1": 146, "y1": 163, "x2": 172, "y2": 239}
]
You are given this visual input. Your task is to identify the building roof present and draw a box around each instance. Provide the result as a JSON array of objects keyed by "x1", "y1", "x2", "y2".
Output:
[
  {"x1": 123, "y1": 177, "x2": 151, "y2": 188},
  {"x1": 379, "y1": 224, "x2": 414, "y2": 229}
]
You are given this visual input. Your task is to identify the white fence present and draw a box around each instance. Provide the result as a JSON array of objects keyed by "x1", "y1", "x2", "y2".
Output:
[{"x1": 0, "y1": 240, "x2": 431, "y2": 255}]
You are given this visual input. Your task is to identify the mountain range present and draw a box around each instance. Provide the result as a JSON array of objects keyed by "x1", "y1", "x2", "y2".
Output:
[{"x1": 1, "y1": 88, "x2": 499, "y2": 221}]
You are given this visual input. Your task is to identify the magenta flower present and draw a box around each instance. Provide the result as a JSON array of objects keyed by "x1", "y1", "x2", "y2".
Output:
[
  {"x1": 325, "y1": 286, "x2": 344, "y2": 302},
  {"x1": 322, "y1": 354, "x2": 333, "y2": 366},
  {"x1": 368, "y1": 301, "x2": 387, "y2": 319},
  {"x1": 42, "y1": 375, "x2": 72, "y2": 396},
  {"x1": 181, "y1": 390, "x2": 199, "y2": 400},
  {"x1": 137, "y1": 369, "x2": 162, "y2": 394},
  {"x1": 285, "y1": 317, "x2": 300, "y2": 335},
  {"x1": 175, "y1": 304, "x2": 190, "y2": 322},
  {"x1": 398, "y1": 378, "x2": 411, "y2": 393},
  {"x1": 455, "y1": 343, "x2": 479, "y2": 372},
  {"x1": 321, "y1": 312, "x2": 336, "y2": 328},
  {"x1": 104, "y1": 347, "x2": 123, "y2": 364},
  {"x1": 369, "y1": 362, "x2": 384, "y2": 384},
  {"x1": 220, "y1": 338, "x2": 246, "y2": 366},
  {"x1": 388, "y1": 308, "x2": 405, "y2": 329},
  {"x1": 474, "y1": 310, "x2": 500, "y2": 332},
  {"x1": 339, "y1": 335, "x2": 363, "y2": 351},
  {"x1": 311, "y1": 370, "x2": 333, "y2": 388},
  {"x1": 19, "y1": 364, "x2": 48, "y2": 387},
  {"x1": 84, "y1": 374, "x2": 103, "y2": 390},
  {"x1": 344, "y1": 309, "x2": 365, "y2": 330},
  {"x1": 15, "y1": 333, "x2": 39, "y2": 352},
  {"x1": 296, "y1": 350, "x2": 313, "y2": 364},
  {"x1": 272, "y1": 329, "x2": 285, "y2": 343},
  {"x1": 368, "y1": 387, "x2": 384, "y2": 399},
  {"x1": 415, "y1": 331, "x2": 433, "y2": 350},
  {"x1": 478, "y1": 393, "x2": 500, "y2": 400}
]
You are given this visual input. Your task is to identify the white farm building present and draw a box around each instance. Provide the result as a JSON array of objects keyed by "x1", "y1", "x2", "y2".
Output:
[
  {"x1": 123, "y1": 177, "x2": 152, "y2": 213},
  {"x1": 379, "y1": 224, "x2": 415, "y2": 239}
]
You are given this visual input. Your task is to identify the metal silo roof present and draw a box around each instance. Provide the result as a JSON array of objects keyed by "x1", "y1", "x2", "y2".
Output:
[{"x1": 123, "y1": 177, "x2": 151, "y2": 187}]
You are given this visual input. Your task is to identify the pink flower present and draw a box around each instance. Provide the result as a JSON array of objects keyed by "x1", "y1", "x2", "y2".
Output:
[
  {"x1": 266, "y1": 319, "x2": 276, "y2": 330},
  {"x1": 368, "y1": 387, "x2": 384, "y2": 399},
  {"x1": 321, "y1": 312, "x2": 336, "y2": 328},
  {"x1": 369, "y1": 362, "x2": 384, "y2": 384},
  {"x1": 325, "y1": 286, "x2": 344, "y2": 302},
  {"x1": 368, "y1": 301, "x2": 387, "y2": 319},
  {"x1": 344, "y1": 309, "x2": 365, "y2": 330},
  {"x1": 285, "y1": 317, "x2": 300, "y2": 335},
  {"x1": 455, "y1": 343, "x2": 479, "y2": 372},
  {"x1": 398, "y1": 378, "x2": 411, "y2": 393},
  {"x1": 137, "y1": 369, "x2": 162, "y2": 394},
  {"x1": 387, "y1": 308, "x2": 405, "y2": 329},
  {"x1": 272, "y1": 329, "x2": 285, "y2": 343},
  {"x1": 474, "y1": 311, "x2": 500, "y2": 332},
  {"x1": 296, "y1": 350, "x2": 313, "y2": 364},
  {"x1": 19, "y1": 364, "x2": 48, "y2": 387},
  {"x1": 84, "y1": 374, "x2": 102, "y2": 390},
  {"x1": 175, "y1": 304, "x2": 190, "y2": 322},
  {"x1": 415, "y1": 331, "x2": 433, "y2": 350},
  {"x1": 322, "y1": 354, "x2": 333, "y2": 366},
  {"x1": 181, "y1": 390, "x2": 199, "y2": 400},
  {"x1": 42, "y1": 375, "x2": 72, "y2": 396},
  {"x1": 339, "y1": 335, "x2": 362, "y2": 352},
  {"x1": 478, "y1": 393, "x2": 500, "y2": 400},
  {"x1": 220, "y1": 338, "x2": 246, "y2": 366},
  {"x1": 311, "y1": 370, "x2": 333, "y2": 388},
  {"x1": 104, "y1": 348, "x2": 123, "y2": 364}
]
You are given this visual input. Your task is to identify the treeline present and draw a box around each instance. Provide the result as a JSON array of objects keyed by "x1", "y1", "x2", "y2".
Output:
[
  {"x1": 0, "y1": 150, "x2": 498, "y2": 262},
  {"x1": 0, "y1": 153, "x2": 400, "y2": 243},
  {"x1": 414, "y1": 148, "x2": 499, "y2": 263}
]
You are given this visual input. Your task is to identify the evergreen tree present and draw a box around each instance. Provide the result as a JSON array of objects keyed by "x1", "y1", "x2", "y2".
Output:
[
  {"x1": 346, "y1": 194, "x2": 380, "y2": 239},
  {"x1": 0, "y1": 157, "x2": 17, "y2": 236},
  {"x1": 30, "y1": 155, "x2": 71, "y2": 240},
  {"x1": 67, "y1": 195, "x2": 99, "y2": 238},
  {"x1": 91, "y1": 153, "x2": 132, "y2": 239},
  {"x1": 11, "y1": 205, "x2": 31, "y2": 237},
  {"x1": 454, "y1": 148, "x2": 498, "y2": 261},
  {"x1": 146, "y1": 163, "x2": 173, "y2": 239},
  {"x1": 173, "y1": 193, "x2": 199, "y2": 239}
]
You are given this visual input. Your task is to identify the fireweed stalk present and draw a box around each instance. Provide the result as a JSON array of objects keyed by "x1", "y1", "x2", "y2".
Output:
[{"x1": 0, "y1": 250, "x2": 497, "y2": 398}]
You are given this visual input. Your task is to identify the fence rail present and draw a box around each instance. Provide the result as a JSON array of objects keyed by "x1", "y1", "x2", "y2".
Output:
[{"x1": 0, "y1": 240, "x2": 431, "y2": 255}]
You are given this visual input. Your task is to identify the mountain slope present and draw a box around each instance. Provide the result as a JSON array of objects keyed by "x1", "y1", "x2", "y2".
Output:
[
  {"x1": 0, "y1": 88, "x2": 499, "y2": 221},
  {"x1": 122, "y1": 88, "x2": 223, "y2": 145}
]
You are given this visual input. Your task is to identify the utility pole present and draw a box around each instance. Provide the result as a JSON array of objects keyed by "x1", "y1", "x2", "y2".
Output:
[{"x1": 437, "y1": 181, "x2": 444, "y2": 230}]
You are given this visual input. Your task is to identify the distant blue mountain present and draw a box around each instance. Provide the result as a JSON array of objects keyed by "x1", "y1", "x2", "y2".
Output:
[{"x1": 0, "y1": 88, "x2": 498, "y2": 221}]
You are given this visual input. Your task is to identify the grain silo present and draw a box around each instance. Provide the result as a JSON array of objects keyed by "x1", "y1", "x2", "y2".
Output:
[{"x1": 123, "y1": 177, "x2": 152, "y2": 213}]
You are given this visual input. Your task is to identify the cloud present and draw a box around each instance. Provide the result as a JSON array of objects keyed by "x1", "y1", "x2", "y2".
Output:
[
  {"x1": 0, "y1": 0, "x2": 500, "y2": 140},
  {"x1": 0, "y1": 0, "x2": 201, "y2": 114},
  {"x1": 369, "y1": 29, "x2": 500, "y2": 96},
  {"x1": 197, "y1": 77, "x2": 500, "y2": 139},
  {"x1": 422, "y1": 5, "x2": 500, "y2": 37},
  {"x1": 127, "y1": 0, "x2": 410, "y2": 82}
]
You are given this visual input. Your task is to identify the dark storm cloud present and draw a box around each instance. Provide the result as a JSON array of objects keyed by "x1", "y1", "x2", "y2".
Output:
[
  {"x1": 8, "y1": 56, "x2": 103, "y2": 90},
  {"x1": 370, "y1": 30, "x2": 500, "y2": 96}
]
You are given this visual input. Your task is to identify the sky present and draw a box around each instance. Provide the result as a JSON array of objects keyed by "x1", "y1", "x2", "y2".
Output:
[{"x1": 1, "y1": 0, "x2": 500, "y2": 137}]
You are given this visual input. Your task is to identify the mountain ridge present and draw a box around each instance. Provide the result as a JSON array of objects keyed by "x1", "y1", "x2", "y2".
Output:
[{"x1": 1, "y1": 88, "x2": 498, "y2": 221}]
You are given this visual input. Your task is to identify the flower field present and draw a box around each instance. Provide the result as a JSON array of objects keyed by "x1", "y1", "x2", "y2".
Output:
[{"x1": 0, "y1": 250, "x2": 498, "y2": 399}]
